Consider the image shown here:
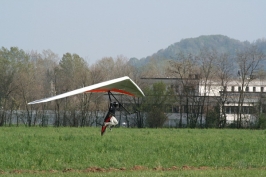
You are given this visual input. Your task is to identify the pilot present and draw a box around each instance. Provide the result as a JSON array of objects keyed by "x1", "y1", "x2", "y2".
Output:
[{"x1": 103, "y1": 102, "x2": 119, "y2": 129}]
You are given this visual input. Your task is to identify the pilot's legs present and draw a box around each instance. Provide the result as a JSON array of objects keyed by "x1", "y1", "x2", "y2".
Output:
[{"x1": 104, "y1": 116, "x2": 118, "y2": 130}]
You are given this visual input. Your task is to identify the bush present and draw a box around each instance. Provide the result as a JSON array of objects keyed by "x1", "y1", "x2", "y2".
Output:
[
  {"x1": 258, "y1": 113, "x2": 266, "y2": 129},
  {"x1": 146, "y1": 107, "x2": 168, "y2": 128}
]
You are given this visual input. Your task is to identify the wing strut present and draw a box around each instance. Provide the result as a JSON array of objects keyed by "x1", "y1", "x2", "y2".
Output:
[{"x1": 107, "y1": 91, "x2": 132, "y2": 114}]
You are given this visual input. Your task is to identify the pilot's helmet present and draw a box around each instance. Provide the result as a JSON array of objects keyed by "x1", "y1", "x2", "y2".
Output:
[{"x1": 113, "y1": 102, "x2": 119, "y2": 107}]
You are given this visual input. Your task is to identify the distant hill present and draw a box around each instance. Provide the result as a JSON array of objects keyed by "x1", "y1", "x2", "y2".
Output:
[{"x1": 129, "y1": 35, "x2": 266, "y2": 68}]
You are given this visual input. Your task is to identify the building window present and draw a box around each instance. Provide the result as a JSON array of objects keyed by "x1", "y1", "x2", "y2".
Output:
[
  {"x1": 250, "y1": 107, "x2": 255, "y2": 114},
  {"x1": 173, "y1": 106, "x2": 179, "y2": 113},
  {"x1": 238, "y1": 87, "x2": 241, "y2": 92},
  {"x1": 242, "y1": 107, "x2": 249, "y2": 114},
  {"x1": 231, "y1": 86, "x2": 234, "y2": 92},
  {"x1": 226, "y1": 107, "x2": 231, "y2": 114},
  {"x1": 261, "y1": 87, "x2": 264, "y2": 92},
  {"x1": 245, "y1": 87, "x2": 249, "y2": 92},
  {"x1": 223, "y1": 86, "x2": 227, "y2": 92},
  {"x1": 253, "y1": 87, "x2": 256, "y2": 92}
]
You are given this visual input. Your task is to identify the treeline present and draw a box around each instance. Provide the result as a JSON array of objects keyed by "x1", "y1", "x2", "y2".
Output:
[
  {"x1": 0, "y1": 47, "x2": 143, "y2": 127},
  {"x1": 1, "y1": 44, "x2": 266, "y2": 128}
]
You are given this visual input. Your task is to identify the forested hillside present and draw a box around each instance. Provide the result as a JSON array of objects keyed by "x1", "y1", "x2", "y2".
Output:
[{"x1": 129, "y1": 35, "x2": 266, "y2": 68}]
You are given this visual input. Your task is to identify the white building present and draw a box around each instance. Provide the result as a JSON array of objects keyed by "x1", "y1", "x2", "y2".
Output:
[{"x1": 141, "y1": 77, "x2": 266, "y2": 127}]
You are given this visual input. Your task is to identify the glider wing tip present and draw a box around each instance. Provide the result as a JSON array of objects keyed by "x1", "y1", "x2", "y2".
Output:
[{"x1": 28, "y1": 101, "x2": 35, "y2": 105}]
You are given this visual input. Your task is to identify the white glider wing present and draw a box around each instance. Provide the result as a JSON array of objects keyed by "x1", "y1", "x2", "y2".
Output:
[{"x1": 28, "y1": 76, "x2": 145, "y2": 104}]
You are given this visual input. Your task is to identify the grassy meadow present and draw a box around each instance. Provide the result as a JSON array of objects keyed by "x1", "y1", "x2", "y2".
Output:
[{"x1": 1, "y1": 127, "x2": 266, "y2": 176}]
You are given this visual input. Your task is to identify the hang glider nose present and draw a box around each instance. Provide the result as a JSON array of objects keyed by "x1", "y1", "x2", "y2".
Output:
[
  {"x1": 86, "y1": 76, "x2": 145, "y2": 97},
  {"x1": 28, "y1": 76, "x2": 145, "y2": 105}
]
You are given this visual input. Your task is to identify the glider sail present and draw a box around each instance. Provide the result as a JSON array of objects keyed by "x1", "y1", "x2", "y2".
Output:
[{"x1": 28, "y1": 76, "x2": 145, "y2": 105}]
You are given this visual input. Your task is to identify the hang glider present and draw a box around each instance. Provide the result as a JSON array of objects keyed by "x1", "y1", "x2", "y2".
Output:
[{"x1": 28, "y1": 76, "x2": 145, "y2": 105}]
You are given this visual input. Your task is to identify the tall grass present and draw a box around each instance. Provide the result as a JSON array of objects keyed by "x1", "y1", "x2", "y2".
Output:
[{"x1": 0, "y1": 127, "x2": 266, "y2": 171}]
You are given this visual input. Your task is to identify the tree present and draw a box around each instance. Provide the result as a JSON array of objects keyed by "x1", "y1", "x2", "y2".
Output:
[
  {"x1": 142, "y1": 82, "x2": 174, "y2": 128},
  {"x1": 0, "y1": 48, "x2": 15, "y2": 125},
  {"x1": 28, "y1": 50, "x2": 59, "y2": 126},
  {"x1": 0, "y1": 47, "x2": 31, "y2": 126},
  {"x1": 196, "y1": 49, "x2": 217, "y2": 128},
  {"x1": 235, "y1": 45, "x2": 265, "y2": 128},
  {"x1": 214, "y1": 53, "x2": 234, "y2": 127},
  {"x1": 168, "y1": 52, "x2": 200, "y2": 128},
  {"x1": 13, "y1": 51, "x2": 35, "y2": 126},
  {"x1": 54, "y1": 53, "x2": 91, "y2": 126}
]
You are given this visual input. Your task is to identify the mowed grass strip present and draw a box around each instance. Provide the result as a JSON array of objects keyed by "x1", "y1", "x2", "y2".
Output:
[
  {"x1": 2, "y1": 168, "x2": 266, "y2": 177},
  {"x1": 1, "y1": 127, "x2": 266, "y2": 172}
]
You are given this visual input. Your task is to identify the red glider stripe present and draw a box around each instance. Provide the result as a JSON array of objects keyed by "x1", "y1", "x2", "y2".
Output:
[{"x1": 86, "y1": 88, "x2": 135, "y2": 96}]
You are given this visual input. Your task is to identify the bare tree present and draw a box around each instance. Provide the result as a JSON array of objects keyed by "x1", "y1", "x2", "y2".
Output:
[
  {"x1": 168, "y1": 53, "x2": 200, "y2": 128},
  {"x1": 235, "y1": 45, "x2": 265, "y2": 128},
  {"x1": 197, "y1": 49, "x2": 217, "y2": 128},
  {"x1": 214, "y1": 53, "x2": 234, "y2": 127},
  {"x1": 26, "y1": 50, "x2": 59, "y2": 126}
]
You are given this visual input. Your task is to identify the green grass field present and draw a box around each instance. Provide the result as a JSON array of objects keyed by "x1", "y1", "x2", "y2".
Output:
[{"x1": 1, "y1": 127, "x2": 266, "y2": 176}]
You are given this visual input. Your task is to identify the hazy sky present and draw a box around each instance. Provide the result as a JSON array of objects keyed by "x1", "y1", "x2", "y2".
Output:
[{"x1": 1, "y1": 0, "x2": 265, "y2": 64}]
